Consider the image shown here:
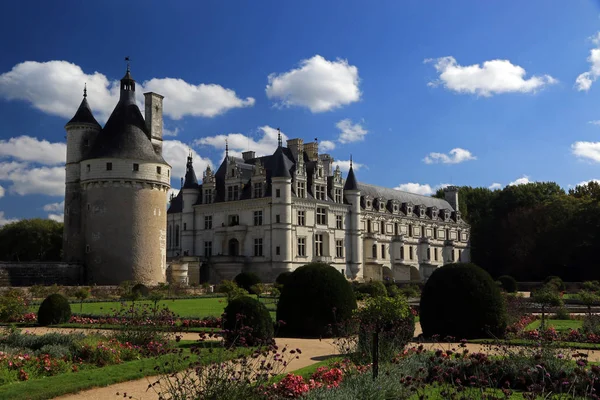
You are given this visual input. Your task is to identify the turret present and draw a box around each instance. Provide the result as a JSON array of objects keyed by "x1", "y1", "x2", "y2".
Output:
[
  {"x1": 343, "y1": 157, "x2": 363, "y2": 280},
  {"x1": 271, "y1": 132, "x2": 292, "y2": 275},
  {"x1": 444, "y1": 186, "x2": 459, "y2": 212},
  {"x1": 181, "y1": 152, "x2": 199, "y2": 255}
]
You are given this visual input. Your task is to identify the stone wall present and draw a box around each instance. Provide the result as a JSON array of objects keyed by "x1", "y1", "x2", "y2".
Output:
[{"x1": 0, "y1": 262, "x2": 83, "y2": 286}]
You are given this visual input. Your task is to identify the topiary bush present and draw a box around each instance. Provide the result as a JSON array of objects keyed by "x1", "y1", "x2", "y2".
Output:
[
  {"x1": 354, "y1": 281, "x2": 387, "y2": 298},
  {"x1": 131, "y1": 283, "x2": 150, "y2": 297},
  {"x1": 235, "y1": 272, "x2": 262, "y2": 294},
  {"x1": 498, "y1": 275, "x2": 518, "y2": 293},
  {"x1": 37, "y1": 294, "x2": 72, "y2": 326},
  {"x1": 420, "y1": 263, "x2": 507, "y2": 339},
  {"x1": 223, "y1": 296, "x2": 274, "y2": 346},
  {"x1": 276, "y1": 262, "x2": 357, "y2": 337},
  {"x1": 275, "y1": 271, "x2": 292, "y2": 288}
]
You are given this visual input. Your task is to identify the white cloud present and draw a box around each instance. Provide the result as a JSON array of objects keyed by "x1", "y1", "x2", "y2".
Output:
[
  {"x1": 1, "y1": 165, "x2": 65, "y2": 196},
  {"x1": 423, "y1": 148, "x2": 476, "y2": 164},
  {"x1": 589, "y1": 120, "x2": 600, "y2": 125},
  {"x1": 266, "y1": 55, "x2": 361, "y2": 112},
  {"x1": 163, "y1": 127, "x2": 180, "y2": 137},
  {"x1": 336, "y1": 119, "x2": 368, "y2": 143},
  {"x1": 0, "y1": 211, "x2": 18, "y2": 227},
  {"x1": 394, "y1": 182, "x2": 451, "y2": 196},
  {"x1": 0, "y1": 60, "x2": 254, "y2": 122},
  {"x1": 0, "y1": 185, "x2": 3, "y2": 198},
  {"x1": 508, "y1": 175, "x2": 531, "y2": 186},
  {"x1": 489, "y1": 183, "x2": 502, "y2": 190},
  {"x1": 195, "y1": 126, "x2": 287, "y2": 160},
  {"x1": 577, "y1": 179, "x2": 600, "y2": 187},
  {"x1": 43, "y1": 201, "x2": 64, "y2": 212},
  {"x1": 48, "y1": 214, "x2": 64, "y2": 223},
  {"x1": 168, "y1": 188, "x2": 180, "y2": 202},
  {"x1": 575, "y1": 32, "x2": 600, "y2": 91},
  {"x1": 162, "y1": 140, "x2": 213, "y2": 182},
  {"x1": 332, "y1": 160, "x2": 364, "y2": 173},
  {"x1": 320, "y1": 140, "x2": 336, "y2": 152},
  {"x1": 426, "y1": 56, "x2": 556, "y2": 96},
  {"x1": 572, "y1": 141, "x2": 600, "y2": 162},
  {"x1": 0, "y1": 136, "x2": 66, "y2": 165}
]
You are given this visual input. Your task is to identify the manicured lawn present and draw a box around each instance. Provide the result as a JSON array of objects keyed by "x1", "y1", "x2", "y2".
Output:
[{"x1": 525, "y1": 319, "x2": 582, "y2": 332}]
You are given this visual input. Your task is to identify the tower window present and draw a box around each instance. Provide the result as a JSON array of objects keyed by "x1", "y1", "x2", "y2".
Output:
[
  {"x1": 106, "y1": 162, "x2": 112, "y2": 171},
  {"x1": 156, "y1": 166, "x2": 162, "y2": 174},
  {"x1": 133, "y1": 163, "x2": 139, "y2": 172},
  {"x1": 372, "y1": 244, "x2": 377, "y2": 258},
  {"x1": 183, "y1": 223, "x2": 187, "y2": 231},
  {"x1": 84, "y1": 139, "x2": 90, "y2": 147},
  {"x1": 276, "y1": 189, "x2": 281, "y2": 198},
  {"x1": 86, "y1": 164, "x2": 90, "y2": 172},
  {"x1": 85, "y1": 245, "x2": 90, "y2": 253},
  {"x1": 276, "y1": 246, "x2": 280, "y2": 255},
  {"x1": 276, "y1": 214, "x2": 280, "y2": 223},
  {"x1": 409, "y1": 246, "x2": 414, "y2": 260}
]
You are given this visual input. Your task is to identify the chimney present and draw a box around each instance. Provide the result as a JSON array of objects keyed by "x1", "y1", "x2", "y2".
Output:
[
  {"x1": 242, "y1": 151, "x2": 255, "y2": 162},
  {"x1": 286, "y1": 138, "x2": 304, "y2": 162},
  {"x1": 144, "y1": 92, "x2": 164, "y2": 155},
  {"x1": 443, "y1": 186, "x2": 459, "y2": 212},
  {"x1": 319, "y1": 154, "x2": 333, "y2": 176},
  {"x1": 304, "y1": 142, "x2": 318, "y2": 162}
]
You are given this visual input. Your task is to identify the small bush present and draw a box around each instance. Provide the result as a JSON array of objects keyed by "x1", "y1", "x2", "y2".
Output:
[
  {"x1": 0, "y1": 289, "x2": 28, "y2": 322},
  {"x1": 583, "y1": 280, "x2": 600, "y2": 292},
  {"x1": 543, "y1": 276, "x2": 565, "y2": 291},
  {"x1": 420, "y1": 263, "x2": 507, "y2": 339},
  {"x1": 355, "y1": 281, "x2": 387, "y2": 298},
  {"x1": 37, "y1": 294, "x2": 72, "y2": 326},
  {"x1": 582, "y1": 314, "x2": 600, "y2": 335},
  {"x1": 234, "y1": 272, "x2": 262, "y2": 294},
  {"x1": 218, "y1": 280, "x2": 248, "y2": 301},
  {"x1": 223, "y1": 296, "x2": 273, "y2": 346},
  {"x1": 386, "y1": 284, "x2": 401, "y2": 298},
  {"x1": 497, "y1": 275, "x2": 518, "y2": 293},
  {"x1": 131, "y1": 283, "x2": 150, "y2": 297},
  {"x1": 276, "y1": 262, "x2": 357, "y2": 337},
  {"x1": 400, "y1": 284, "x2": 421, "y2": 299},
  {"x1": 553, "y1": 306, "x2": 571, "y2": 320},
  {"x1": 275, "y1": 271, "x2": 292, "y2": 287}
]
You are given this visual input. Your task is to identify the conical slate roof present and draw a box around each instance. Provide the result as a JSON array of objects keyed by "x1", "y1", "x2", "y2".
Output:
[
  {"x1": 182, "y1": 155, "x2": 198, "y2": 189},
  {"x1": 343, "y1": 165, "x2": 358, "y2": 191},
  {"x1": 271, "y1": 146, "x2": 292, "y2": 178},
  {"x1": 66, "y1": 97, "x2": 101, "y2": 128}
]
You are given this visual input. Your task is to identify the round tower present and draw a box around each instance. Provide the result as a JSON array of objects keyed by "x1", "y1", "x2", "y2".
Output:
[
  {"x1": 81, "y1": 64, "x2": 171, "y2": 285},
  {"x1": 64, "y1": 85, "x2": 101, "y2": 263},
  {"x1": 181, "y1": 151, "x2": 199, "y2": 256},
  {"x1": 343, "y1": 158, "x2": 363, "y2": 280},
  {"x1": 271, "y1": 134, "x2": 293, "y2": 276}
]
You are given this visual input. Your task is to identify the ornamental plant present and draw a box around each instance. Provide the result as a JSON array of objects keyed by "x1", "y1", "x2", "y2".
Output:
[
  {"x1": 37, "y1": 293, "x2": 71, "y2": 326},
  {"x1": 532, "y1": 284, "x2": 563, "y2": 330},
  {"x1": 223, "y1": 295, "x2": 274, "y2": 346}
]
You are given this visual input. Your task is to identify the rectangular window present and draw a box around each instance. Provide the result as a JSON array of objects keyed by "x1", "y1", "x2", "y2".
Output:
[
  {"x1": 254, "y1": 238, "x2": 263, "y2": 257},
  {"x1": 276, "y1": 246, "x2": 280, "y2": 255},
  {"x1": 228, "y1": 215, "x2": 239, "y2": 226},
  {"x1": 394, "y1": 223, "x2": 399, "y2": 236},
  {"x1": 315, "y1": 234, "x2": 324, "y2": 256},
  {"x1": 434, "y1": 229, "x2": 438, "y2": 239},
  {"x1": 434, "y1": 248, "x2": 439, "y2": 261},
  {"x1": 381, "y1": 244, "x2": 386, "y2": 259},
  {"x1": 183, "y1": 223, "x2": 187, "y2": 231},
  {"x1": 315, "y1": 185, "x2": 326, "y2": 200},
  {"x1": 106, "y1": 162, "x2": 112, "y2": 171},
  {"x1": 253, "y1": 210, "x2": 263, "y2": 226},
  {"x1": 234, "y1": 186, "x2": 239, "y2": 200},
  {"x1": 227, "y1": 186, "x2": 239, "y2": 201},
  {"x1": 297, "y1": 237, "x2": 306, "y2": 256},
  {"x1": 336, "y1": 240, "x2": 344, "y2": 258},
  {"x1": 409, "y1": 246, "x2": 414, "y2": 260},
  {"x1": 297, "y1": 181, "x2": 306, "y2": 197},
  {"x1": 156, "y1": 166, "x2": 162, "y2": 174},
  {"x1": 204, "y1": 189, "x2": 213, "y2": 204},
  {"x1": 85, "y1": 245, "x2": 90, "y2": 253},
  {"x1": 316, "y1": 207, "x2": 327, "y2": 225},
  {"x1": 253, "y1": 183, "x2": 262, "y2": 198},
  {"x1": 133, "y1": 163, "x2": 139, "y2": 172},
  {"x1": 86, "y1": 164, "x2": 91, "y2": 172},
  {"x1": 400, "y1": 246, "x2": 405, "y2": 259},
  {"x1": 334, "y1": 188, "x2": 342, "y2": 203},
  {"x1": 204, "y1": 241, "x2": 212, "y2": 257},
  {"x1": 427, "y1": 248, "x2": 431, "y2": 260},
  {"x1": 204, "y1": 215, "x2": 212, "y2": 229},
  {"x1": 297, "y1": 210, "x2": 305, "y2": 226},
  {"x1": 336, "y1": 215, "x2": 343, "y2": 229},
  {"x1": 451, "y1": 249, "x2": 455, "y2": 261},
  {"x1": 276, "y1": 214, "x2": 280, "y2": 223},
  {"x1": 276, "y1": 189, "x2": 281, "y2": 198},
  {"x1": 421, "y1": 226, "x2": 426, "y2": 238},
  {"x1": 408, "y1": 224, "x2": 413, "y2": 237}
]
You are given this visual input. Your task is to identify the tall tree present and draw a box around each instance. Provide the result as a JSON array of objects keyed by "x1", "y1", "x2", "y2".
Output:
[{"x1": 0, "y1": 219, "x2": 63, "y2": 262}]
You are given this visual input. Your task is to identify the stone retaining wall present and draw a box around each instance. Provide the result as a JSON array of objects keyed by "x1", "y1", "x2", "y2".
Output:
[{"x1": 0, "y1": 262, "x2": 84, "y2": 286}]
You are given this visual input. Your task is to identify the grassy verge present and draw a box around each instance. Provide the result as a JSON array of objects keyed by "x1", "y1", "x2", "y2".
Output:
[
  {"x1": 525, "y1": 319, "x2": 582, "y2": 332},
  {"x1": 470, "y1": 338, "x2": 600, "y2": 350},
  {"x1": 0, "y1": 341, "x2": 246, "y2": 400}
]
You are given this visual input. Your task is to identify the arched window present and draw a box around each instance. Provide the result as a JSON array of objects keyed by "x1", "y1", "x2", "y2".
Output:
[
  {"x1": 372, "y1": 244, "x2": 377, "y2": 258},
  {"x1": 228, "y1": 238, "x2": 240, "y2": 256},
  {"x1": 175, "y1": 225, "x2": 180, "y2": 247}
]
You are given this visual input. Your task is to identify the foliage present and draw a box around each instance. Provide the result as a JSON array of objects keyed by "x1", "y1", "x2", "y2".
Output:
[
  {"x1": 400, "y1": 284, "x2": 420, "y2": 298},
  {"x1": 355, "y1": 296, "x2": 415, "y2": 363},
  {"x1": 553, "y1": 306, "x2": 571, "y2": 320},
  {"x1": 354, "y1": 281, "x2": 387, "y2": 298},
  {"x1": 581, "y1": 314, "x2": 600, "y2": 336},
  {"x1": 497, "y1": 275, "x2": 517, "y2": 293},
  {"x1": 218, "y1": 280, "x2": 249, "y2": 301},
  {"x1": 0, "y1": 218, "x2": 63, "y2": 261},
  {"x1": 131, "y1": 283, "x2": 150, "y2": 297},
  {"x1": 420, "y1": 263, "x2": 507, "y2": 339},
  {"x1": 578, "y1": 290, "x2": 600, "y2": 315},
  {"x1": 583, "y1": 280, "x2": 600, "y2": 292},
  {"x1": 37, "y1": 294, "x2": 71, "y2": 326},
  {"x1": 275, "y1": 271, "x2": 292, "y2": 288},
  {"x1": 532, "y1": 284, "x2": 563, "y2": 329},
  {"x1": 234, "y1": 272, "x2": 262, "y2": 294},
  {"x1": 110, "y1": 302, "x2": 174, "y2": 347},
  {"x1": 544, "y1": 276, "x2": 566, "y2": 291},
  {"x1": 250, "y1": 283, "x2": 266, "y2": 296},
  {"x1": 73, "y1": 287, "x2": 90, "y2": 312},
  {"x1": 277, "y1": 262, "x2": 357, "y2": 337},
  {"x1": 0, "y1": 289, "x2": 29, "y2": 322},
  {"x1": 385, "y1": 284, "x2": 401, "y2": 298},
  {"x1": 223, "y1": 296, "x2": 274, "y2": 346}
]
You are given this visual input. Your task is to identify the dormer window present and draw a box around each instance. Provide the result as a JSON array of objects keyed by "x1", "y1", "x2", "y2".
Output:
[
  {"x1": 366, "y1": 201, "x2": 371, "y2": 208},
  {"x1": 419, "y1": 207, "x2": 425, "y2": 217},
  {"x1": 444, "y1": 210, "x2": 450, "y2": 220},
  {"x1": 231, "y1": 169, "x2": 235, "y2": 177},
  {"x1": 407, "y1": 206, "x2": 412, "y2": 215}
]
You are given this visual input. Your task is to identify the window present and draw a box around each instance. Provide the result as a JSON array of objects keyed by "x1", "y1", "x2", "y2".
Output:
[
  {"x1": 86, "y1": 164, "x2": 90, "y2": 172},
  {"x1": 297, "y1": 181, "x2": 306, "y2": 197},
  {"x1": 175, "y1": 225, "x2": 180, "y2": 247},
  {"x1": 183, "y1": 223, "x2": 187, "y2": 231},
  {"x1": 446, "y1": 229, "x2": 450, "y2": 240},
  {"x1": 168, "y1": 226, "x2": 171, "y2": 248},
  {"x1": 84, "y1": 139, "x2": 89, "y2": 147},
  {"x1": 316, "y1": 207, "x2": 327, "y2": 225},
  {"x1": 276, "y1": 246, "x2": 280, "y2": 255},
  {"x1": 253, "y1": 210, "x2": 263, "y2": 226},
  {"x1": 459, "y1": 250, "x2": 462, "y2": 261},
  {"x1": 276, "y1": 189, "x2": 281, "y2": 198},
  {"x1": 254, "y1": 238, "x2": 263, "y2": 256},
  {"x1": 408, "y1": 224, "x2": 413, "y2": 237},
  {"x1": 106, "y1": 162, "x2": 112, "y2": 171},
  {"x1": 315, "y1": 234, "x2": 324, "y2": 256},
  {"x1": 298, "y1": 237, "x2": 306, "y2": 256},
  {"x1": 315, "y1": 185, "x2": 326, "y2": 200},
  {"x1": 228, "y1": 186, "x2": 239, "y2": 201},
  {"x1": 451, "y1": 249, "x2": 455, "y2": 261},
  {"x1": 204, "y1": 241, "x2": 212, "y2": 257},
  {"x1": 427, "y1": 248, "x2": 431, "y2": 260},
  {"x1": 409, "y1": 246, "x2": 413, "y2": 260},
  {"x1": 231, "y1": 169, "x2": 235, "y2": 177},
  {"x1": 434, "y1": 248, "x2": 438, "y2": 261},
  {"x1": 421, "y1": 226, "x2": 426, "y2": 238},
  {"x1": 133, "y1": 163, "x2": 139, "y2": 172},
  {"x1": 434, "y1": 229, "x2": 438, "y2": 239},
  {"x1": 228, "y1": 215, "x2": 239, "y2": 226},
  {"x1": 400, "y1": 246, "x2": 405, "y2": 259},
  {"x1": 336, "y1": 240, "x2": 344, "y2": 258},
  {"x1": 336, "y1": 215, "x2": 343, "y2": 229},
  {"x1": 156, "y1": 166, "x2": 162, "y2": 174},
  {"x1": 381, "y1": 221, "x2": 386, "y2": 234},
  {"x1": 253, "y1": 183, "x2": 262, "y2": 198},
  {"x1": 381, "y1": 244, "x2": 386, "y2": 259},
  {"x1": 204, "y1": 189, "x2": 213, "y2": 204},
  {"x1": 297, "y1": 210, "x2": 305, "y2": 226},
  {"x1": 85, "y1": 245, "x2": 90, "y2": 253},
  {"x1": 168, "y1": 170, "x2": 170, "y2": 177},
  {"x1": 276, "y1": 214, "x2": 280, "y2": 223},
  {"x1": 204, "y1": 216, "x2": 212, "y2": 229},
  {"x1": 367, "y1": 220, "x2": 371, "y2": 233},
  {"x1": 334, "y1": 188, "x2": 342, "y2": 203},
  {"x1": 394, "y1": 223, "x2": 399, "y2": 236},
  {"x1": 372, "y1": 244, "x2": 377, "y2": 258}
]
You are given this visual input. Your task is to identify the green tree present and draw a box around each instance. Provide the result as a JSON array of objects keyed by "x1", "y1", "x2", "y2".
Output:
[
  {"x1": 569, "y1": 180, "x2": 600, "y2": 200},
  {"x1": 74, "y1": 287, "x2": 90, "y2": 312},
  {"x1": 532, "y1": 285, "x2": 563, "y2": 330},
  {"x1": 0, "y1": 219, "x2": 63, "y2": 261},
  {"x1": 578, "y1": 290, "x2": 600, "y2": 316}
]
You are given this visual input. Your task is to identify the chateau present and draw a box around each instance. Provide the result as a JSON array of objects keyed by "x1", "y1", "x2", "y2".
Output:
[
  {"x1": 63, "y1": 65, "x2": 171, "y2": 285},
  {"x1": 167, "y1": 135, "x2": 471, "y2": 283}
]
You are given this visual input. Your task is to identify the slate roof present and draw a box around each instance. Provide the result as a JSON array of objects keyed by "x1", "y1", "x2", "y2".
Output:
[
  {"x1": 270, "y1": 146, "x2": 293, "y2": 178},
  {"x1": 167, "y1": 190, "x2": 183, "y2": 214},
  {"x1": 182, "y1": 156, "x2": 199, "y2": 189},
  {"x1": 357, "y1": 183, "x2": 453, "y2": 210},
  {"x1": 66, "y1": 97, "x2": 101, "y2": 128},
  {"x1": 343, "y1": 166, "x2": 358, "y2": 190}
]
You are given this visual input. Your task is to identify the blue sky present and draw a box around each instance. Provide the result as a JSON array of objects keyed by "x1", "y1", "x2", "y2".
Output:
[{"x1": 1, "y1": 0, "x2": 600, "y2": 224}]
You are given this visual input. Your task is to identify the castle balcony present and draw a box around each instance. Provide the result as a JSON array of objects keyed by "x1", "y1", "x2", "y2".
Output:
[{"x1": 313, "y1": 255, "x2": 333, "y2": 263}]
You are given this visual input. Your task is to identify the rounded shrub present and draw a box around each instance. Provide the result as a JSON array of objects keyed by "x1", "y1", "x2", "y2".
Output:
[
  {"x1": 420, "y1": 263, "x2": 507, "y2": 339},
  {"x1": 131, "y1": 283, "x2": 150, "y2": 297},
  {"x1": 275, "y1": 271, "x2": 292, "y2": 287},
  {"x1": 544, "y1": 276, "x2": 565, "y2": 291},
  {"x1": 498, "y1": 275, "x2": 518, "y2": 293},
  {"x1": 234, "y1": 272, "x2": 262, "y2": 294},
  {"x1": 276, "y1": 262, "x2": 357, "y2": 337},
  {"x1": 223, "y1": 296, "x2": 273, "y2": 346},
  {"x1": 37, "y1": 293, "x2": 72, "y2": 326}
]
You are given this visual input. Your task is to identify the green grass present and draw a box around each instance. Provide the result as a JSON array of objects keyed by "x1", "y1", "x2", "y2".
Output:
[
  {"x1": 0, "y1": 340, "x2": 249, "y2": 400},
  {"x1": 525, "y1": 319, "x2": 582, "y2": 332},
  {"x1": 470, "y1": 338, "x2": 600, "y2": 350},
  {"x1": 270, "y1": 356, "x2": 344, "y2": 384}
]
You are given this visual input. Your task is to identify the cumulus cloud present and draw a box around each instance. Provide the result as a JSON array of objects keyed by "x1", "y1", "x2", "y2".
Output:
[
  {"x1": 577, "y1": 179, "x2": 600, "y2": 187},
  {"x1": 0, "y1": 185, "x2": 3, "y2": 198},
  {"x1": 575, "y1": 32, "x2": 600, "y2": 91},
  {"x1": 43, "y1": 201, "x2": 64, "y2": 212},
  {"x1": 423, "y1": 148, "x2": 476, "y2": 164},
  {"x1": 336, "y1": 119, "x2": 368, "y2": 143},
  {"x1": 1, "y1": 165, "x2": 65, "y2": 196},
  {"x1": 266, "y1": 55, "x2": 361, "y2": 112},
  {"x1": 162, "y1": 140, "x2": 213, "y2": 182},
  {"x1": 332, "y1": 160, "x2": 364, "y2": 173},
  {"x1": 0, "y1": 136, "x2": 66, "y2": 165},
  {"x1": 571, "y1": 141, "x2": 600, "y2": 162},
  {"x1": 0, "y1": 211, "x2": 18, "y2": 227},
  {"x1": 320, "y1": 140, "x2": 336, "y2": 152},
  {"x1": 489, "y1": 183, "x2": 503, "y2": 190},
  {"x1": 195, "y1": 126, "x2": 287, "y2": 160},
  {"x1": 508, "y1": 175, "x2": 531, "y2": 186},
  {"x1": 163, "y1": 127, "x2": 180, "y2": 137},
  {"x1": 48, "y1": 213, "x2": 64, "y2": 222},
  {"x1": 393, "y1": 183, "x2": 449, "y2": 196},
  {"x1": 0, "y1": 60, "x2": 254, "y2": 122},
  {"x1": 426, "y1": 56, "x2": 556, "y2": 96}
]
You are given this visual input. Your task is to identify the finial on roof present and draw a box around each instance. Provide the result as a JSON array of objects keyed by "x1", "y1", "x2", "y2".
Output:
[
  {"x1": 225, "y1": 138, "x2": 229, "y2": 157},
  {"x1": 125, "y1": 56, "x2": 130, "y2": 73},
  {"x1": 350, "y1": 154, "x2": 353, "y2": 168},
  {"x1": 277, "y1": 127, "x2": 282, "y2": 147},
  {"x1": 83, "y1": 83, "x2": 87, "y2": 98},
  {"x1": 180, "y1": 177, "x2": 184, "y2": 188}
]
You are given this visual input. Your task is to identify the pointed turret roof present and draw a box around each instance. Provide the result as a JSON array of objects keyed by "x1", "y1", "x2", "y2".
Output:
[
  {"x1": 182, "y1": 152, "x2": 199, "y2": 189},
  {"x1": 66, "y1": 85, "x2": 101, "y2": 128},
  {"x1": 271, "y1": 144, "x2": 292, "y2": 178},
  {"x1": 343, "y1": 157, "x2": 358, "y2": 191}
]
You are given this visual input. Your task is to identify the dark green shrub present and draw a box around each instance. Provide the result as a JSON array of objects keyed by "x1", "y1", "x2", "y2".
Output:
[
  {"x1": 218, "y1": 280, "x2": 248, "y2": 301},
  {"x1": 355, "y1": 281, "x2": 387, "y2": 298},
  {"x1": 131, "y1": 283, "x2": 150, "y2": 297},
  {"x1": 275, "y1": 271, "x2": 292, "y2": 287},
  {"x1": 386, "y1": 284, "x2": 401, "y2": 298},
  {"x1": 582, "y1": 314, "x2": 600, "y2": 335},
  {"x1": 356, "y1": 296, "x2": 415, "y2": 362},
  {"x1": 235, "y1": 272, "x2": 262, "y2": 294},
  {"x1": 276, "y1": 262, "x2": 357, "y2": 337},
  {"x1": 37, "y1": 294, "x2": 72, "y2": 326},
  {"x1": 223, "y1": 296, "x2": 273, "y2": 346},
  {"x1": 543, "y1": 276, "x2": 565, "y2": 291},
  {"x1": 498, "y1": 275, "x2": 518, "y2": 293},
  {"x1": 400, "y1": 284, "x2": 421, "y2": 299},
  {"x1": 420, "y1": 263, "x2": 507, "y2": 339},
  {"x1": 583, "y1": 281, "x2": 600, "y2": 292}
]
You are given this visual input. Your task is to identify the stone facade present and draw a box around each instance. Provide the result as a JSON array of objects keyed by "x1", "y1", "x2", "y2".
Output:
[
  {"x1": 0, "y1": 263, "x2": 83, "y2": 286},
  {"x1": 167, "y1": 137, "x2": 470, "y2": 283}
]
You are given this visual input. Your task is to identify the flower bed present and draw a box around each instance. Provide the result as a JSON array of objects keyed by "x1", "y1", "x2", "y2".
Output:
[{"x1": 16, "y1": 313, "x2": 222, "y2": 329}]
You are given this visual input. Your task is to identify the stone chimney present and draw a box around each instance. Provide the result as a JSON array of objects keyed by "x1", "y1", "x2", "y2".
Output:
[
  {"x1": 286, "y1": 138, "x2": 304, "y2": 162},
  {"x1": 144, "y1": 92, "x2": 164, "y2": 155},
  {"x1": 304, "y1": 141, "x2": 318, "y2": 162},
  {"x1": 443, "y1": 186, "x2": 460, "y2": 212},
  {"x1": 242, "y1": 151, "x2": 255, "y2": 162},
  {"x1": 319, "y1": 154, "x2": 333, "y2": 176}
]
